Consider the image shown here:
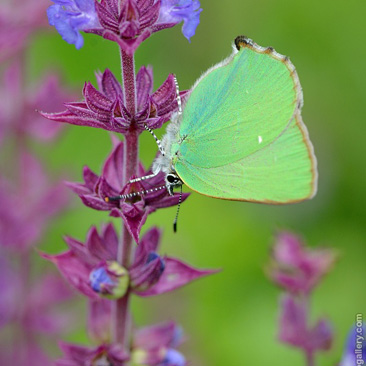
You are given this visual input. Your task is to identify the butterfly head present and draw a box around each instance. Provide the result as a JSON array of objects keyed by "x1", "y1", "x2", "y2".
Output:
[{"x1": 165, "y1": 172, "x2": 183, "y2": 196}]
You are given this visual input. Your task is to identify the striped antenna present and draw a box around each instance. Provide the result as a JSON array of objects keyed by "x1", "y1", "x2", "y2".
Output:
[
  {"x1": 129, "y1": 172, "x2": 158, "y2": 184},
  {"x1": 173, "y1": 185, "x2": 183, "y2": 233},
  {"x1": 144, "y1": 124, "x2": 165, "y2": 156},
  {"x1": 174, "y1": 76, "x2": 182, "y2": 115},
  {"x1": 105, "y1": 185, "x2": 166, "y2": 202}
]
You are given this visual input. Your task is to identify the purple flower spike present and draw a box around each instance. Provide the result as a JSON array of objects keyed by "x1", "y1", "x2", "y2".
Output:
[
  {"x1": 269, "y1": 232, "x2": 336, "y2": 295},
  {"x1": 43, "y1": 224, "x2": 212, "y2": 299},
  {"x1": 41, "y1": 68, "x2": 185, "y2": 134},
  {"x1": 47, "y1": 0, "x2": 100, "y2": 49},
  {"x1": 0, "y1": 152, "x2": 69, "y2": 251},
  {"x1": 158, "y1": 0, "x2": 202, "y2": 41},
  {"x1": 0, "y1": 254, "x2": 73, "y2": 364},
  {"x1": 278, "y1": 294, "x2": 333, "y2": 353},
  {"x1": 0, "y1": 256, "x2": 21, "y2": 328},
  {"x1": 67, "y1": 139, "x2": 189, "y2": 243},
  {"x1": 0, "y1": 63, "x2": 77, "y2": 145},
  {"x1": 340, "y1": 324, "x2": 366, "y2": 366}
]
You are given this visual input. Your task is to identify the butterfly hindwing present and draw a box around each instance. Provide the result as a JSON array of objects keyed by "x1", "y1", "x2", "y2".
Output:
[
  {"x1": 175, "y1": 112, "x2": 317, "y2": 203},
  {"x1": 172, "y1": 38, "x2": 317, "y2": 203}
]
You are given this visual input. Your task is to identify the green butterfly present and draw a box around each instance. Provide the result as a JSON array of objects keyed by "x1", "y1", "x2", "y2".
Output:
[
  {"x1": 110, "y1": 36, "x2": 317, "y2": 206},
  {"x1": 152, "y1": 35, "x2": 317, "y2": 204}
]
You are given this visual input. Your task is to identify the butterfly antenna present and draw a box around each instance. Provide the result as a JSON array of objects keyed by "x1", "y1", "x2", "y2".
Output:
[
  {"x1": 144, "y1": 124, "x2": 165, "y2": 156},
  {"x1": 173, "y1": 185, "x2": 183, "y2": 233},
  {"x1": 105, "y1": 185, "x2": 166, "y2": 202},
  {"x1": 174, "y1": 76, "x2": 182, "y2": 115}
]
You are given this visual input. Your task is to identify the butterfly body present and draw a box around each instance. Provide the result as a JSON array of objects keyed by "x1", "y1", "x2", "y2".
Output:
[{"x1": 152, "y1": 35, "x2": 317, "y2": 204}]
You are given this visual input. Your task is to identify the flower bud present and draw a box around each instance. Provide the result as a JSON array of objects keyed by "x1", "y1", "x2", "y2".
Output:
[{"x1": 89, "y1": 261, "x2": 129, "y2": 299}]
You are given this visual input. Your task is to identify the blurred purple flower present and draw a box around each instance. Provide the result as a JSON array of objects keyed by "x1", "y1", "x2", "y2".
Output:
[
  {"x1": 158, "y1": 0, "x2": 202, "y2": 41},
  {"x1": 0, "y1": 256, "x2": 20, "y2": 328},
  {"x1": 0, "y1": 152, "x2": 69, "y2": 251},
  {"x1": 0, "y1": 62, "x2": 76, "y2": 145},
  {"x1": 41, "y1": 67, "x2": 186, "y2": 135},
  {"x1": 0, "y1": 341, "x2": 52, "y2": 366},
  {"x1": 88, "y1": 299, "x2": 112, "y2": 343},
  {"x1": 0, "y1": 259, "x2": 73, "y2": 333},
  {"x1": 56, "y1": 342, "x2": 128, "y2": 366},
  {"x1": 43, "y1": 225, "x2": 215, "y2": 299},
  {"x1": 268, "y1": 232, "x2": 336, "y2": 295},
  {"x1": 57, "y1": 321, "x2": 185, "y2": 366},
  {"x1": 278, "y1": 294, "x2": 333, "y2": 354},
  {"x1": 27, "y1": 74, "x2": 77, "y2": 140},
  {"x1": 0, "y1": 255, "x2": 74, "y2": 364},
  {"x1": 66, "y1": 139, "x2": 189, "y2": 243},
  {"x1": 87, "y1": 300, "x2": 186, "y2": 363},
  {"x1": 132, "y1": 321, "x2": 185, "y2": 366},
  {"x1": 47, "y1": 0, "x2": 100, "y2": 49},
  {"x1": 0, "y1": 0, "x2": 50, "y2": 61},
  {"x1": 24, "y1": 274, "x2": 74, "y2": 334},
  {"x1": 339, "y1": 324, "x2": 366, "y2": 366}
]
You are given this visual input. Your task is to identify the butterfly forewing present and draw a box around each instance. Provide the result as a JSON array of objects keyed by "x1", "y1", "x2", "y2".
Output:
[
  {"x1": 176, "y1": 42, "x2": 301, "y2": 169},
  {"x1": 173, "y1": 39, "x2": 317, "y2": 203}
]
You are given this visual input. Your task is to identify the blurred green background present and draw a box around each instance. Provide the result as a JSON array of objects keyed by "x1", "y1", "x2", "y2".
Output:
[{"x1": 27, "y1": 0, "x2": 365, "y2": 364}]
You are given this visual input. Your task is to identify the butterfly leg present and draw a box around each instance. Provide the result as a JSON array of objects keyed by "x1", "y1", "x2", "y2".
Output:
[
  {"x1": 105, "y1": 185, "x2": 167, "y2": 202},
  {"x1": 129, "y1": 172, "x2": 159, "y2": 184}
]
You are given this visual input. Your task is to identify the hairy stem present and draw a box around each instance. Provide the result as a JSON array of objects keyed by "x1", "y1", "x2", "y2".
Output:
[
  {"x1": 120, "y1": 48, "x2": 136, "y2": 116},
  {"x1": 112, "y1": 48, "x2": 138, "y2": 350}
]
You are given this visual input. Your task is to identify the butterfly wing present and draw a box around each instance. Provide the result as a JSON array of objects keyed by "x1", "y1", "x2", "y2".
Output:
[
  {"x1": 173, "y1": 38, "x2": 317, "y2": 203},
  {"x1": 175, "y1": 112, "x2": 317, "y2": 202}
]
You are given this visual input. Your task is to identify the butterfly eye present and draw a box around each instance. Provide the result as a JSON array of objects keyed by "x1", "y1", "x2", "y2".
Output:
[{"x1": 167, "y1": 174, "x2": 176, "y2": 183}]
